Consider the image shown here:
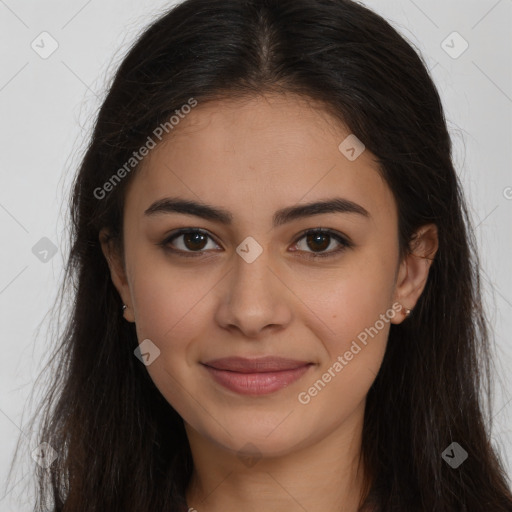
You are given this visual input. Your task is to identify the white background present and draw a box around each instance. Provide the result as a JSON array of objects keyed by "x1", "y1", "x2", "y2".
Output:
[{"x1": 0, "y1": 0, "x2": 511, "y2": 509}]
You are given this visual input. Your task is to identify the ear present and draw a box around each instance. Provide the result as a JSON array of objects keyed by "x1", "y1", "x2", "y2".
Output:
[
  {"x1": 99, "y1": 228, "x2": 135, "y2": 323},
  {"x1": 390, "y1": 223, "x2": 438, "y2": 325}
]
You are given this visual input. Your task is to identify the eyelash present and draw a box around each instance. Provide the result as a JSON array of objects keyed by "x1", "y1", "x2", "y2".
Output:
[{"x1": 159, "y1": 228, "x2": 353, "y2": 260}]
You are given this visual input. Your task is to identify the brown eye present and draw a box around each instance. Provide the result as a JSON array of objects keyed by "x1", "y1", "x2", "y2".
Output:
[
  {"x1": 161, "y1": 228, "x2": 221, "y2": 256},
  {"x1": 181, "y1": 231, "x2": 208, "y2": 251},
  {"x1": 305, "y1": 232, "x2": 331, "y2": 252},
  {"x1": 291, "y1": 229, "x2": 352, "y2": 259}
]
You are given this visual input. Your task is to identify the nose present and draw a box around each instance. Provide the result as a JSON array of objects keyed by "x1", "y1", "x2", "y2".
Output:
[{"x1": 214, "y1": 246, "x2": 293, "y2": 338}]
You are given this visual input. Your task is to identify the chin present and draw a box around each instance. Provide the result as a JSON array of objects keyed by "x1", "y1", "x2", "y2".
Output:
[{"x1": 190, "y1": 410, "x2": 321, "y2": 459}]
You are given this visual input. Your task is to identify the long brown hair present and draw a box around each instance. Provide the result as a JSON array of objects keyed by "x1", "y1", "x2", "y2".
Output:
[{"x1": 9, "y1": 0, "x2": 512, "y2": 510}]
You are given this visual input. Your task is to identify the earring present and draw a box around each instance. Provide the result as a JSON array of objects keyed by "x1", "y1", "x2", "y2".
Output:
[
  {"x1": 404, "y1": 307, "x2": 412, "y2": 318},
  {"x1": 122, "y1": 304, "x2": 127, "y2": 312}
]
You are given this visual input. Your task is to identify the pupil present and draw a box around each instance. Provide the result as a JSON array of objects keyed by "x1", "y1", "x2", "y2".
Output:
[
  {"x1": 185, "y1": 232, "x2": 207, "y2": 250},
  {"x1": 307, "y1": 233, "x2": 329, "y2": 252}
]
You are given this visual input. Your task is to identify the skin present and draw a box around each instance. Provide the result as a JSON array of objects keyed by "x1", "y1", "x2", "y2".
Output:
[{"x1": 100, "y1": 92, "x2": 438, "y2": 512}]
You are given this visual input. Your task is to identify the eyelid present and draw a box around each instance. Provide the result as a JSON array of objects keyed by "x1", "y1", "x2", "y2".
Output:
[
  {"x1": 292, "y1": 227, "x2": 351, "y2": 245},
  {"x1": 160, "y1": 227, "x2": 353, "y2": 258},
  {"x1": 290, "y1": 228, "x2": 353, "y2": 259},
  {"x1": 160, "y1": 227, "x2": 222, "y2": 256}
]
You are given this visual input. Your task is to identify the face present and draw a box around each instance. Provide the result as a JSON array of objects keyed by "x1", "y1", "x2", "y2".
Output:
[{"x1": 101, "y1": 92, "x2": 436, "y2": 459}]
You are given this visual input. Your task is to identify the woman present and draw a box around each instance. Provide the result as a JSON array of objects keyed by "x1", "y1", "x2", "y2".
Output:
[{"x1": 16, "y1": 0, "x2": 512, "y2": 510}]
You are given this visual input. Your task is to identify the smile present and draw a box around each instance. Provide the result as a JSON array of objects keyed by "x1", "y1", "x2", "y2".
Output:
[{"x1": 201, "y1": 356, "x2": 314, "y2": 395}]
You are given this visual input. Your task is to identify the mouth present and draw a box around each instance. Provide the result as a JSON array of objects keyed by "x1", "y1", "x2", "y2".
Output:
[{"x1": 201, "y1": 356, "x2": 314, "y2": 395}]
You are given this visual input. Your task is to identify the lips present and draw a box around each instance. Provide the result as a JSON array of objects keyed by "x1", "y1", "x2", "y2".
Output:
[
  {"x1": 203, "y1": 356, "x2": 310, "y2": 372},
  {"x1": 201, "y1": 356, "x2": 313, "y2": 395}
]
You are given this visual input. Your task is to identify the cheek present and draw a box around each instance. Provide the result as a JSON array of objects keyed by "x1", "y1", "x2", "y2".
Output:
[
  {"x1": 294, "y1": 269, "x2": 394, "y2": 423},
  {"x1": 128, "y1": 260, "x2": 214, "y2": 417},
  {"x1": 128, "y1": 251, "x2": 216, "y2": 362},
  {"x1": 290, "y1": 247, "x2": 397, "y2": 420},
  {"x1": 292, "y1": 246, "x2": 397, "y2": 358}
]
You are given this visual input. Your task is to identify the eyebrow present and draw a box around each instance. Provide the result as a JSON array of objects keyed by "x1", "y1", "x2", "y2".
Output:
[{"x1": 144, "y1": 196, "x2": 370, "y2": 227}]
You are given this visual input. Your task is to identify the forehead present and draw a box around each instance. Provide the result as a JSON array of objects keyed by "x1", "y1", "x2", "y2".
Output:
[{"x1": 124, "y1": 93, "x2": 395, "y2": 225}]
